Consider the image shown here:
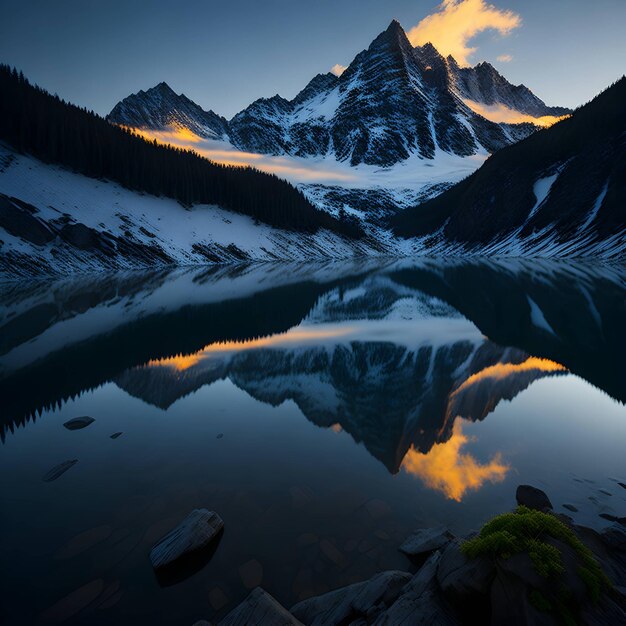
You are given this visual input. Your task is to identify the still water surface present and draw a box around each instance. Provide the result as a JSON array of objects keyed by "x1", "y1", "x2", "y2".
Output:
[{"x1": 1, "y1": 259, "x2": 625, "y2": 624}]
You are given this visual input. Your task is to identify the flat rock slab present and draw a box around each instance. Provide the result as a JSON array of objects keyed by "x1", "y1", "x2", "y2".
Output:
[
  {"x1": 372, "y1": 552, "x2": 449, "y2": 625},
  {"x1": 43, "y1": 459, "x2": 78, "y2": 482},
  {"x1": 63, "y1": 416, "x2": 95, "y2": 430},
  {"x1": 399, "y1": 527, "x2": 454, "y2": 557},
  {"x1": 291, "y1": 570, "x2": 411, "y2": 625},
  {"x1": 219, "y1": 587, "x2": 303, "y2": 626},
  {"x1": 149, "y1": 509, "x2": 223, "y2": 569},
  {"x1": 515, "y1": 484, "x2": 553, "y2": 511}
]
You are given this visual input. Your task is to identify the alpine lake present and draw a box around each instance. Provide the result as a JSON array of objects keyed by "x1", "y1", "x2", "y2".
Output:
[{"x1": 1, "y1": 258, "x2": 625, "y2": 625}]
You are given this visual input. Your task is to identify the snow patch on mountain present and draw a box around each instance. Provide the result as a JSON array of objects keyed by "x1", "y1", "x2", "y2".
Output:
[
  {"x1": 0, "y1": 147, "x2": 399, "y2": 279},
  {"x1": 528, "y1": 171, "x2": 561, "y2": 221}
]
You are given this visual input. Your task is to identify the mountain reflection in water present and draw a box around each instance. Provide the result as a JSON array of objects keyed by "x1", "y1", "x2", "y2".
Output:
[
  {"x1": 2, "y1": 259, "x2": 624, "y2": 465},
  {"x1": 1, "y1": 258, "x2": 625, "y2": 626}
]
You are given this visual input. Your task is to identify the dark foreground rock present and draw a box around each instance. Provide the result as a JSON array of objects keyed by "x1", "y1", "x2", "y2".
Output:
[
  {"x1": 516, "y1": 484, "x2": 553, "y2": 511},
  {"x1": 63, "y1": 416, "x2": 95, "y2": 430},
  {"x1": 373, "y1": 552, "x2": 457, "y2": 625},
  {"x1": 209, "y1": 485, "x2": 626, "y2": 625},
  {"x1": 150, "y1": 509, "x2": 223, "y2": 569},
  {"x1": 436, "y1": 539, "x2": 495, "y2": 608},
  {"x1": 290, "y1": 570, "x2": 411, "y2": 625},
  {"x1": 219, "y1": 588, "x2": 303, "y2": 625},
  {"x1": 398, "y1": 526, "x2": 454, "y2": 558}
]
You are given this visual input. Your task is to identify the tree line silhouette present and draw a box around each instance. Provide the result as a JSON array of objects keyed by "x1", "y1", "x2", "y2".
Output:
[{"x1": 0, "y1": 64, "x2": 362, "y2": 237}]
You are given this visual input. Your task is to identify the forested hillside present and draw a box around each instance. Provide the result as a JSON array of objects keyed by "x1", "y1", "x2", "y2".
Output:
[{"x1": 0, "y1": 65, "x2": 361, "y2": 237}]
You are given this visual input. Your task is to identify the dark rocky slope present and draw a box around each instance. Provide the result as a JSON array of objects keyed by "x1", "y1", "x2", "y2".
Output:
[{"x1": 393, "y1": 78, "x2": 626, "y2": 251}]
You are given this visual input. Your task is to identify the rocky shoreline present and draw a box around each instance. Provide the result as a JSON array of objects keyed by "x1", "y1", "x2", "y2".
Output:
[{"x1": 183, "y1": 485, "x2": 625, "y2": 625}]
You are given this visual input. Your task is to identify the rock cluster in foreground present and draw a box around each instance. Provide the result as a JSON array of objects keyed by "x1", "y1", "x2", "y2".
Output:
[{"x1": 212, "y1": 486, "x2": 626, "y2": 625}]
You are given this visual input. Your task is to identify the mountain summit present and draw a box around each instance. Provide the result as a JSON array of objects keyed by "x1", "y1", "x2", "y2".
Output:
[
  {"x1": 107, "y1": 20, "x2": 569, "y2": 167},
  {"x1": 108, "y1": 81, "x2": 228, "y2": 140}
]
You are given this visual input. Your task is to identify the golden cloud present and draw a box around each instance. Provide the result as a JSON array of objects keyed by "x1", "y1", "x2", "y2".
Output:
[
  {"x1": 407, "y1": 0, "x2": 522, "y2": 66},
  {"x1": 121, "y1": 125, "x2": 358, "y2": 183},
  {"x1": 461, "y1": 99, "x2": 569, "y2": 127},
  {"x1": 497, "y1": 53, "x2": 513, "y2": 62},
  {"x1": 401, "y1": 419, "x2": 509, "y2": 501}
]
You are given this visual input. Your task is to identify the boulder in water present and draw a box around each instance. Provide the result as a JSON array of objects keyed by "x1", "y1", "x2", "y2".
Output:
[
  {"x1": 515, "y1": 484, "x2": 553, "y2": 511},
  {"x1": 149, "y1": 509, "x2": 223, "y2": 570},
  {"x1": 63, "y1": 416, "x2": 95, "y2": 430}
]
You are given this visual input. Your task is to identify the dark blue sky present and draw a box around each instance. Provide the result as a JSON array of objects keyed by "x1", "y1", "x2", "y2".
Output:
[{"x1": 1, "y1": 0, "x2": 624, "y2": 118}]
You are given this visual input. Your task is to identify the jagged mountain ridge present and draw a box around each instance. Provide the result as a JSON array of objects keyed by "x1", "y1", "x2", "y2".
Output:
[
  {"x1": 448, "y1": 57, "x2": 570, "y2": 119},
  {"x1": 108, "y1": 81, "x2": 229, "y2": 140},
  {"x1": 107, "y1": 20, "x2": 569, "y2": 167},
  {"x1": 393, "y1": 77, "x2": 626, "y2": 253}
]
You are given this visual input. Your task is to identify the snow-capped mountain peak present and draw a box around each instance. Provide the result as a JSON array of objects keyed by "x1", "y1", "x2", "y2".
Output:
[
  {"x1": 108, "y1": 81, "x2": 229, "y2": 140},
  {"x1": 107, "y1": 20, "x2": 571, "y2": 168}
]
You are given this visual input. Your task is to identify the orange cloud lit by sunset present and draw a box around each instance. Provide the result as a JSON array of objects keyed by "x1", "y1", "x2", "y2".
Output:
[
  {"x1": 121, "y1": 124, "x2": 357, "y2": 182},
  {"x1": 330, "y1": 63, "x2": 347, "y2": 77},
  {"x1": 407, "y1": 0, "x2": 521, "y2": 66},
  {"x1": 461, "y1": 99, "x2": 569, "y2": 127},
  {"x1": 401, "y1": 420, "x2": 509, "y2": 501}
]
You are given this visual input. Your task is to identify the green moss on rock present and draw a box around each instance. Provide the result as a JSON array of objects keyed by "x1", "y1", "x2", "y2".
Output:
[{"x1": 462, "y1": 506, "x2": 610, "y2": 602}]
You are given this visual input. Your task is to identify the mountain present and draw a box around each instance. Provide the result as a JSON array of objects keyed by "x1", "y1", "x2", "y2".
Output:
[
  {"x1": 393, "y1": 77, "x2": 626, "y2": 255},
  {"x1": 448, "y1": 57, "x2": 570, "y2": 120},
  {"x1": 108, "y1": 81, "x2": 229, "y2": 140},
  {"x1": 107, "y1": 20, "x2": 569, "y2": 168},
  {"x1": 0, "y1": 65, "x2": 373, "y2": 277}
]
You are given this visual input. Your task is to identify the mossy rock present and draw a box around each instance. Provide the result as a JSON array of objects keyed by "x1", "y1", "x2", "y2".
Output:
[{"x1": 462, "y1": 506, "x2": 611, "y2": 608}]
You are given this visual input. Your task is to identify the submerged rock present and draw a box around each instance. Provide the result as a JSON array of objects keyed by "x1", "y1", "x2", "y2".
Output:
[
  {"x1": 238, "y1": 559, "x2": 263, "y2": 589},
  {"x1": 563, "y1": 504, "x2": 578, "y2": 512},
  {"x1": 39, "y1": 579, "x2": 104, "y2": 624},
  {"x1": 599, "y1": 513, "x2": 626, "y2": 526},
  {"x1": 110, "y1": 432, "x2": 123, "y2": 439},
  {"x1": 220, "y1": 588, "x2": 302, "y2": 625},
  {"x1": 43, "y1": 459, "x2": 78, "y2": 482},
  {"x1": 63, "y1": 416, "x2": 95, "y2": 430},
  {"x1": 149, "y1": 509, "x2": 223, "y2": 569},
  {"x1": 399, "y1": 527, "x2": 454, "y2": 558},
  {"x1": 516, "y1": 484, "x2": 553, "y2": 511}
]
